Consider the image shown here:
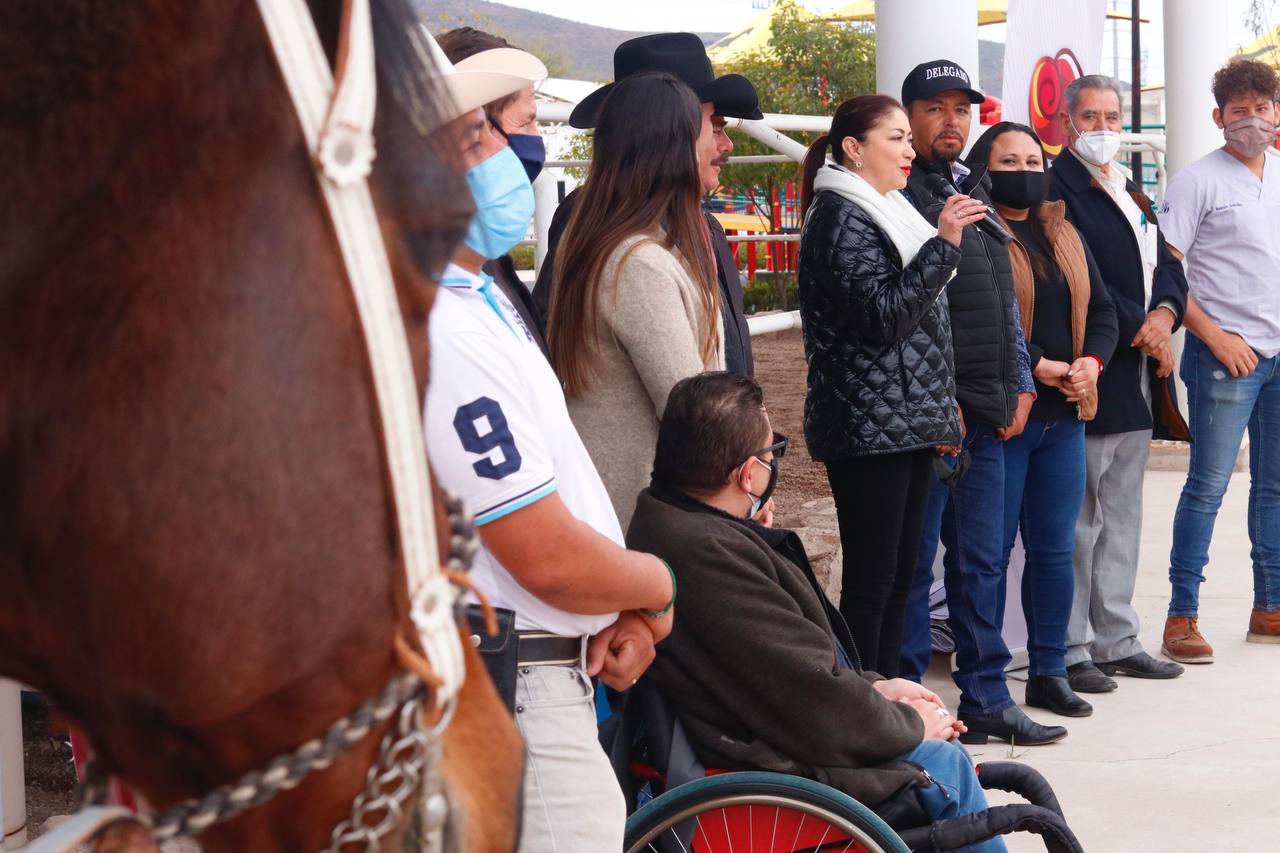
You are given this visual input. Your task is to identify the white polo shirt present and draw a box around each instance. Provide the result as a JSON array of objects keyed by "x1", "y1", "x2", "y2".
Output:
[
  {"x1": 424, "y1": 263, "x2": 619, "y2": 637},
  {"x1": 1159, "y1": 147, "x2": 1280, "y2": 357}
]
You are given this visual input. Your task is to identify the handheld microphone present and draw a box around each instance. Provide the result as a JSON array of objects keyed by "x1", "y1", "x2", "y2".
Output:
[{"x1": 922, "y1": 173, "x2": 1013, "y2": 246}]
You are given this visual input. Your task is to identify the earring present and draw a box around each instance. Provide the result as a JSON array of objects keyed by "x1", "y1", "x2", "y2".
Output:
[{"x1": 853, "y1": 158, "x2": 864, "y2": 169}]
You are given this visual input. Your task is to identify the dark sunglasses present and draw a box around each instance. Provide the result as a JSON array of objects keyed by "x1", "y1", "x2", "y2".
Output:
[{"x1": 751, "y1": 432, "x2": 789, "y2": 462}]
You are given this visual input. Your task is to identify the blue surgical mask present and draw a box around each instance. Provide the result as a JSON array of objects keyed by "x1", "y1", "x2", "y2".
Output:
[
  {"x1": 506, "y1": 133, "x2": 546, "y2": 183},
  {"x1": 464, "y1": 146, "x2": 536, "y2": 259}
]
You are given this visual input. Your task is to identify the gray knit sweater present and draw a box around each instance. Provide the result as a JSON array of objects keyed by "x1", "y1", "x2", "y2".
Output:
[{"x1": 566, "y1": 233, "x2": 725, "y2": 529}]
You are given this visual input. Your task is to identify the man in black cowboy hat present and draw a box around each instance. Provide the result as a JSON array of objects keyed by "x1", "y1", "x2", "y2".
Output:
[{"x1": 532, "y1": 32, "x2": 763, "y2": 378}]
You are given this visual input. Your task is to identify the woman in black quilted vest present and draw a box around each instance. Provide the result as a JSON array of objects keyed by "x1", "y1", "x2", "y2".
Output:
[{"x1": 797, "y1": 95, "x2": 986, "y2": 675}]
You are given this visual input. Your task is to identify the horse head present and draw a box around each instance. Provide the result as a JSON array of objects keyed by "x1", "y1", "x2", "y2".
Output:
[{"x1": 0, "y1": 0, "x2": 522, "y2": 848}]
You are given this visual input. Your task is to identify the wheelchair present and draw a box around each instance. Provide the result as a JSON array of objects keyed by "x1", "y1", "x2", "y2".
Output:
[{"x1": 606, "y1": 684, "x2": 1085, "y2": 853}]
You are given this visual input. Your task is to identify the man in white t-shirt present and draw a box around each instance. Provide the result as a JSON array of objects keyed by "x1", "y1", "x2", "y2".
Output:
[
  {"x1": 1157, "y1": 58, "x2": 1280, "y2": 661},
  {"x1": 422, "y1": 45, "x2": 675, "y2": 852}
]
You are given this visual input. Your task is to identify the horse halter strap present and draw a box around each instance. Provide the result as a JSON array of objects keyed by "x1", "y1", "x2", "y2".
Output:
[{"x1": 253, "y1": 0, "x2": 466, "y2": 704}]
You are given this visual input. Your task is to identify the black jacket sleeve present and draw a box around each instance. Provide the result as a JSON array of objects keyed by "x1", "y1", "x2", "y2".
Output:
[
  {"x1": 1079, "y1": 233, "x2": 1119, "y2": 365},
  {"x1": 531, "y1": 189, "x2": 577, "y2": 333},
  {"x1": 1150, "y1": 226, "x2": 1189, "y2": 332},
  {"x1": 1054, "y1": 192, "x2": 1148, "y2": 344},
  {"x1": 809, "y1": 204, "x2": 961, "y2": 346}
]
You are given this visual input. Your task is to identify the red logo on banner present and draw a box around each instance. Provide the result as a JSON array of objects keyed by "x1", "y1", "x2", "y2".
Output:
[{"x1": 1029, "y1": 49, "x2": 1083, "y2": 156}]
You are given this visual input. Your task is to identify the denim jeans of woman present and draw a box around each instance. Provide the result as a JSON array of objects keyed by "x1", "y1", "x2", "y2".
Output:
[
  {"x1": 1169, "y1": 333, "x2": 1280, "y2": 616},
  {"x1": 1001, "y1": 419, "x2": 1086, "y2": 678}
]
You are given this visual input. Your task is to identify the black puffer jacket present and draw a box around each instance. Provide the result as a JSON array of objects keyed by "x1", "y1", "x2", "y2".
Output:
[
  {"x1": 798, "y1": 188, "x2": 963, "y2": 461},
  {"x1": 905, "y1": 159, "x2": 1024, "y2": 428}
]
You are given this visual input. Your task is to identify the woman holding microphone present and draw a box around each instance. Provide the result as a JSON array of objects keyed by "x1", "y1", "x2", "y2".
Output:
[{"x1": 797, "y1": 94, "x2": 986, "y2": 676}]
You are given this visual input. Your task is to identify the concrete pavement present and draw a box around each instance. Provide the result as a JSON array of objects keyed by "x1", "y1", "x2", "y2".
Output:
[{"x1": 922, "y1": 469, "x2": 1280, "y2": 852}]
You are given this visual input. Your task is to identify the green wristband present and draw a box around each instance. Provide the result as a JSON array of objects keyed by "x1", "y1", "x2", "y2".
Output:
[{"x1": 641, "y1": 559, "x2": 676, "y2": 618}]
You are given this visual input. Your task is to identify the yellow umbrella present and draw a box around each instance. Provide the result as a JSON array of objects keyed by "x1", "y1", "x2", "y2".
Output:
[
  {"x1": 706, "y1": 3, "x2": 817, "y2": 64},
  {"x1": 826, "y1": 0, "x2": 1010, "y2": 25},
  {"x1": 825, "y1": 1, "x2": 1145, "y2": 25},
  {"x1": 1238, "y1": 26, "x2": 1280, "y2": 65}
]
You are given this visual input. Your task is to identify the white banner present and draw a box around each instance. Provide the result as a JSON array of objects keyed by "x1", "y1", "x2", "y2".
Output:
[{"x1": 1002, "y1": 0, "x2": 1108, "y2": 155}]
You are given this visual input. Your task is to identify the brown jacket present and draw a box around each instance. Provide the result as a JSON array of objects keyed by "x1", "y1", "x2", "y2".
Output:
[
  {"x1": 626, "y1": 486, "x2": 929, "y2": 808},
  {"x1": 1002, "y1": 199, "x2": 1099, "y2": 420}
]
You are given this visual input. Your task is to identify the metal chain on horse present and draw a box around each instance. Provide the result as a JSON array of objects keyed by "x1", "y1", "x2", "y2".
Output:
[{"x1": 74, "y1": 495, "x2": 480, "y2": 851}]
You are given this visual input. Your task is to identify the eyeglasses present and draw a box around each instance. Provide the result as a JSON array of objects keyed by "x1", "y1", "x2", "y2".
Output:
[{"x1": 751, "y1": 432, "x2": 789, "y2": 462}]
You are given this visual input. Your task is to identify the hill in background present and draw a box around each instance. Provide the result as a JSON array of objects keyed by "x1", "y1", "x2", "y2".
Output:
[
  {"x1": 416, "y1": 0, "x2": 1006, "y2": 98},
  {"x1": 416, "y1": 0, "x2": 724, "y2": 80}
]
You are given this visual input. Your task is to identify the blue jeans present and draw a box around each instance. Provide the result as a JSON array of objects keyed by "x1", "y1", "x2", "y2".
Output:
[
  {"x1": 1169, "y1": 334, "x2": 1280, "y2": 616},
  {"x1": 1001, "y1": 419, "x2": 1086, "y2": 678},
  {"x1": 901, "y1": 739, "x2": 1008, "y2": 852},
  {"x1": 905, "y1": 424, "x2": 1015, "y2": 716}
]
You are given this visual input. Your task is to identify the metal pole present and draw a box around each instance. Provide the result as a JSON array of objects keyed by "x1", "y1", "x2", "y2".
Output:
[
  {"x1": 0, "y1": 681, "x2": 25, "y2": 850},
  {"x1": 1131, "y1": 0, "x2": 1143, "y2": 178},
  {"x1": 531, "y1": 169, "x2": 558, "y2": 280}
]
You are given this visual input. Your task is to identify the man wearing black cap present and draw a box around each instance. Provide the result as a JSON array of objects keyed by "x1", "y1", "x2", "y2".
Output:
[
  {"x1": 895, "y1": 60, "x2": 1062, "y2": 747},
  {"x1": 532, "y1": 32, "x2": 764, "y2": 378}
]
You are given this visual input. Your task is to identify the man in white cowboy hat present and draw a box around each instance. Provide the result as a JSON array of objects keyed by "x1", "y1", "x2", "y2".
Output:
[{"x1": 421, "y1": 32, "x2": 677, "y2": 851}]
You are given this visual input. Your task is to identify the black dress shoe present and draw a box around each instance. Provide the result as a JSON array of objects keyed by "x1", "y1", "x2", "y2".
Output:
[
  {"x1": 1025, "y1": 676, "x2": 1093, "y2": 717},
  {"x1": 1097, "y1": 651, "x2": 1185, "y2": 679},
  {"x1": 958, "y1": 705, "x2": 1068, "y2": 745},
  {"x1": 1067, "y1": 661, "x2": 1118, "y2": 693}
]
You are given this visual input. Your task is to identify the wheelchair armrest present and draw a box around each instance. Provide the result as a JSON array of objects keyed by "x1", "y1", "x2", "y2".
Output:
[
  {"x1": 895, "y1": 803, "x2": 1084, "y2": 853},
  {"x1": 974, "y1": 761, "x2": 1065, "y2": 818}
]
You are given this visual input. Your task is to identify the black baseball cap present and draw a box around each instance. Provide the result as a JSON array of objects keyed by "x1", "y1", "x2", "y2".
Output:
[
  {"x1": 901, "y1": 59, "x2": 984, "y2": 107},
  {"x1": 569, "y1": 33, "x2": 763, "y2": 129}
]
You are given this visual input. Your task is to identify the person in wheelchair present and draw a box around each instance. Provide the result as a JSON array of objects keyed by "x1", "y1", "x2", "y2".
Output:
[{"x1": 626, "y1": 371, "x2": 1010, "y2": 851}]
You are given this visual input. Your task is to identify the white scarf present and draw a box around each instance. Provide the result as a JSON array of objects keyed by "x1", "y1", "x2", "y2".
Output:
[{"x1": 811, "y1": 162, "x2": 940, "y2": 267}]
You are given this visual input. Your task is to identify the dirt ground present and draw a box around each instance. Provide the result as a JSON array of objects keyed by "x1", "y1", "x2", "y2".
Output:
[
  {"x1": 752, "y1": 327, "x2": 832, "y2": 520},
  {"x1": 21, "y1": 696, "x2": 78, "y2": 837}
]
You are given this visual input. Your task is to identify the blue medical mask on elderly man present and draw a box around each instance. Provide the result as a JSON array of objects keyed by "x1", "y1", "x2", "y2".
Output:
[{"x1": 463, "y1": 145, "x2": 536, "y2": 259}]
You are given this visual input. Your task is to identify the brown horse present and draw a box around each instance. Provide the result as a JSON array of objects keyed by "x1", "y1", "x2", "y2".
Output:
[{"x1": 0, "y1": 0, "x2": 522, "y2": 849}]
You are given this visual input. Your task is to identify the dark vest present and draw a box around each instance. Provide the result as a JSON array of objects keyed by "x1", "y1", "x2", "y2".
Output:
[{"x1": 904, "y1": 158, "x2": 1019, "y2": 427}]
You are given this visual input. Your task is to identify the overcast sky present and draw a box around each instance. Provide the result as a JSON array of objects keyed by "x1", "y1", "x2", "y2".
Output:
[
  {"x1": 494, "y1": 0, "x2": 846, "y2": 33},
  {"x1": 500, "y1": 0, "x2": 1265, "y2": 85}
]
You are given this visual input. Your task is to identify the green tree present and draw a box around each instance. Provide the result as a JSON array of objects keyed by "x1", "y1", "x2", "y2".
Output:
[{"x1": 714, "y1": 0, "x2": 876, "y2": 223}]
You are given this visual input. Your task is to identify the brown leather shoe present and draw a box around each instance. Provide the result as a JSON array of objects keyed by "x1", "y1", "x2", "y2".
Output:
[
  {"x1": 1162, "y1": 617, "x2": 1214, "y2": 663},
  {"x1": 1247, "y1": 609, "x2": 1280, "y2": 644}
]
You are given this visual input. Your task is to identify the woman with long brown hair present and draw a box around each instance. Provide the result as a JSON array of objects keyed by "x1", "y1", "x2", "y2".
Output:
[
  {"x1": 547, "y1": 71, "x2": 724, "y2": 528},
  {"x1": 798, "y1": 94, "x2": 985, "y2": 677}
]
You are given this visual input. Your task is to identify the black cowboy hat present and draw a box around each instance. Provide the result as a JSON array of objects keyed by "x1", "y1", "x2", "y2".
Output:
[{"x1": 569, "y1": 32, "x2": 763, "y2": 129}]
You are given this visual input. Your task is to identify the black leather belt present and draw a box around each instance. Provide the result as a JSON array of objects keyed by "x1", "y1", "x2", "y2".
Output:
[{"x1": 516, "y1": 631, "x2": 584, "y2": 667}]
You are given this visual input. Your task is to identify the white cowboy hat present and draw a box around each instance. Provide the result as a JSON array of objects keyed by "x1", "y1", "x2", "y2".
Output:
[{"x1": 421, "y1": 30, "x2": 547, "y2": 120}]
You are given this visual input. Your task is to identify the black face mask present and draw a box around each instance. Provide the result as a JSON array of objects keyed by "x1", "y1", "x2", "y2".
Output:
[
  {"x1": 744, "y1": 432, "x2": 788, "y2": 517},
  {"x1": 988, "y1": 170, "x2": 1047, "y2": 211}
]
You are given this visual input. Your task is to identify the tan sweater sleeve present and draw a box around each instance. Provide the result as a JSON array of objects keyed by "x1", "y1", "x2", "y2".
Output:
[{"x1": 599, "y1": 242, "x2": 714, "y2": 420}]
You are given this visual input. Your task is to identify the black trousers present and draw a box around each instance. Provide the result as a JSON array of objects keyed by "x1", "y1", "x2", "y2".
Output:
[{"x1": 826, "y1": 449, "x2": 935, "y2": 677}]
